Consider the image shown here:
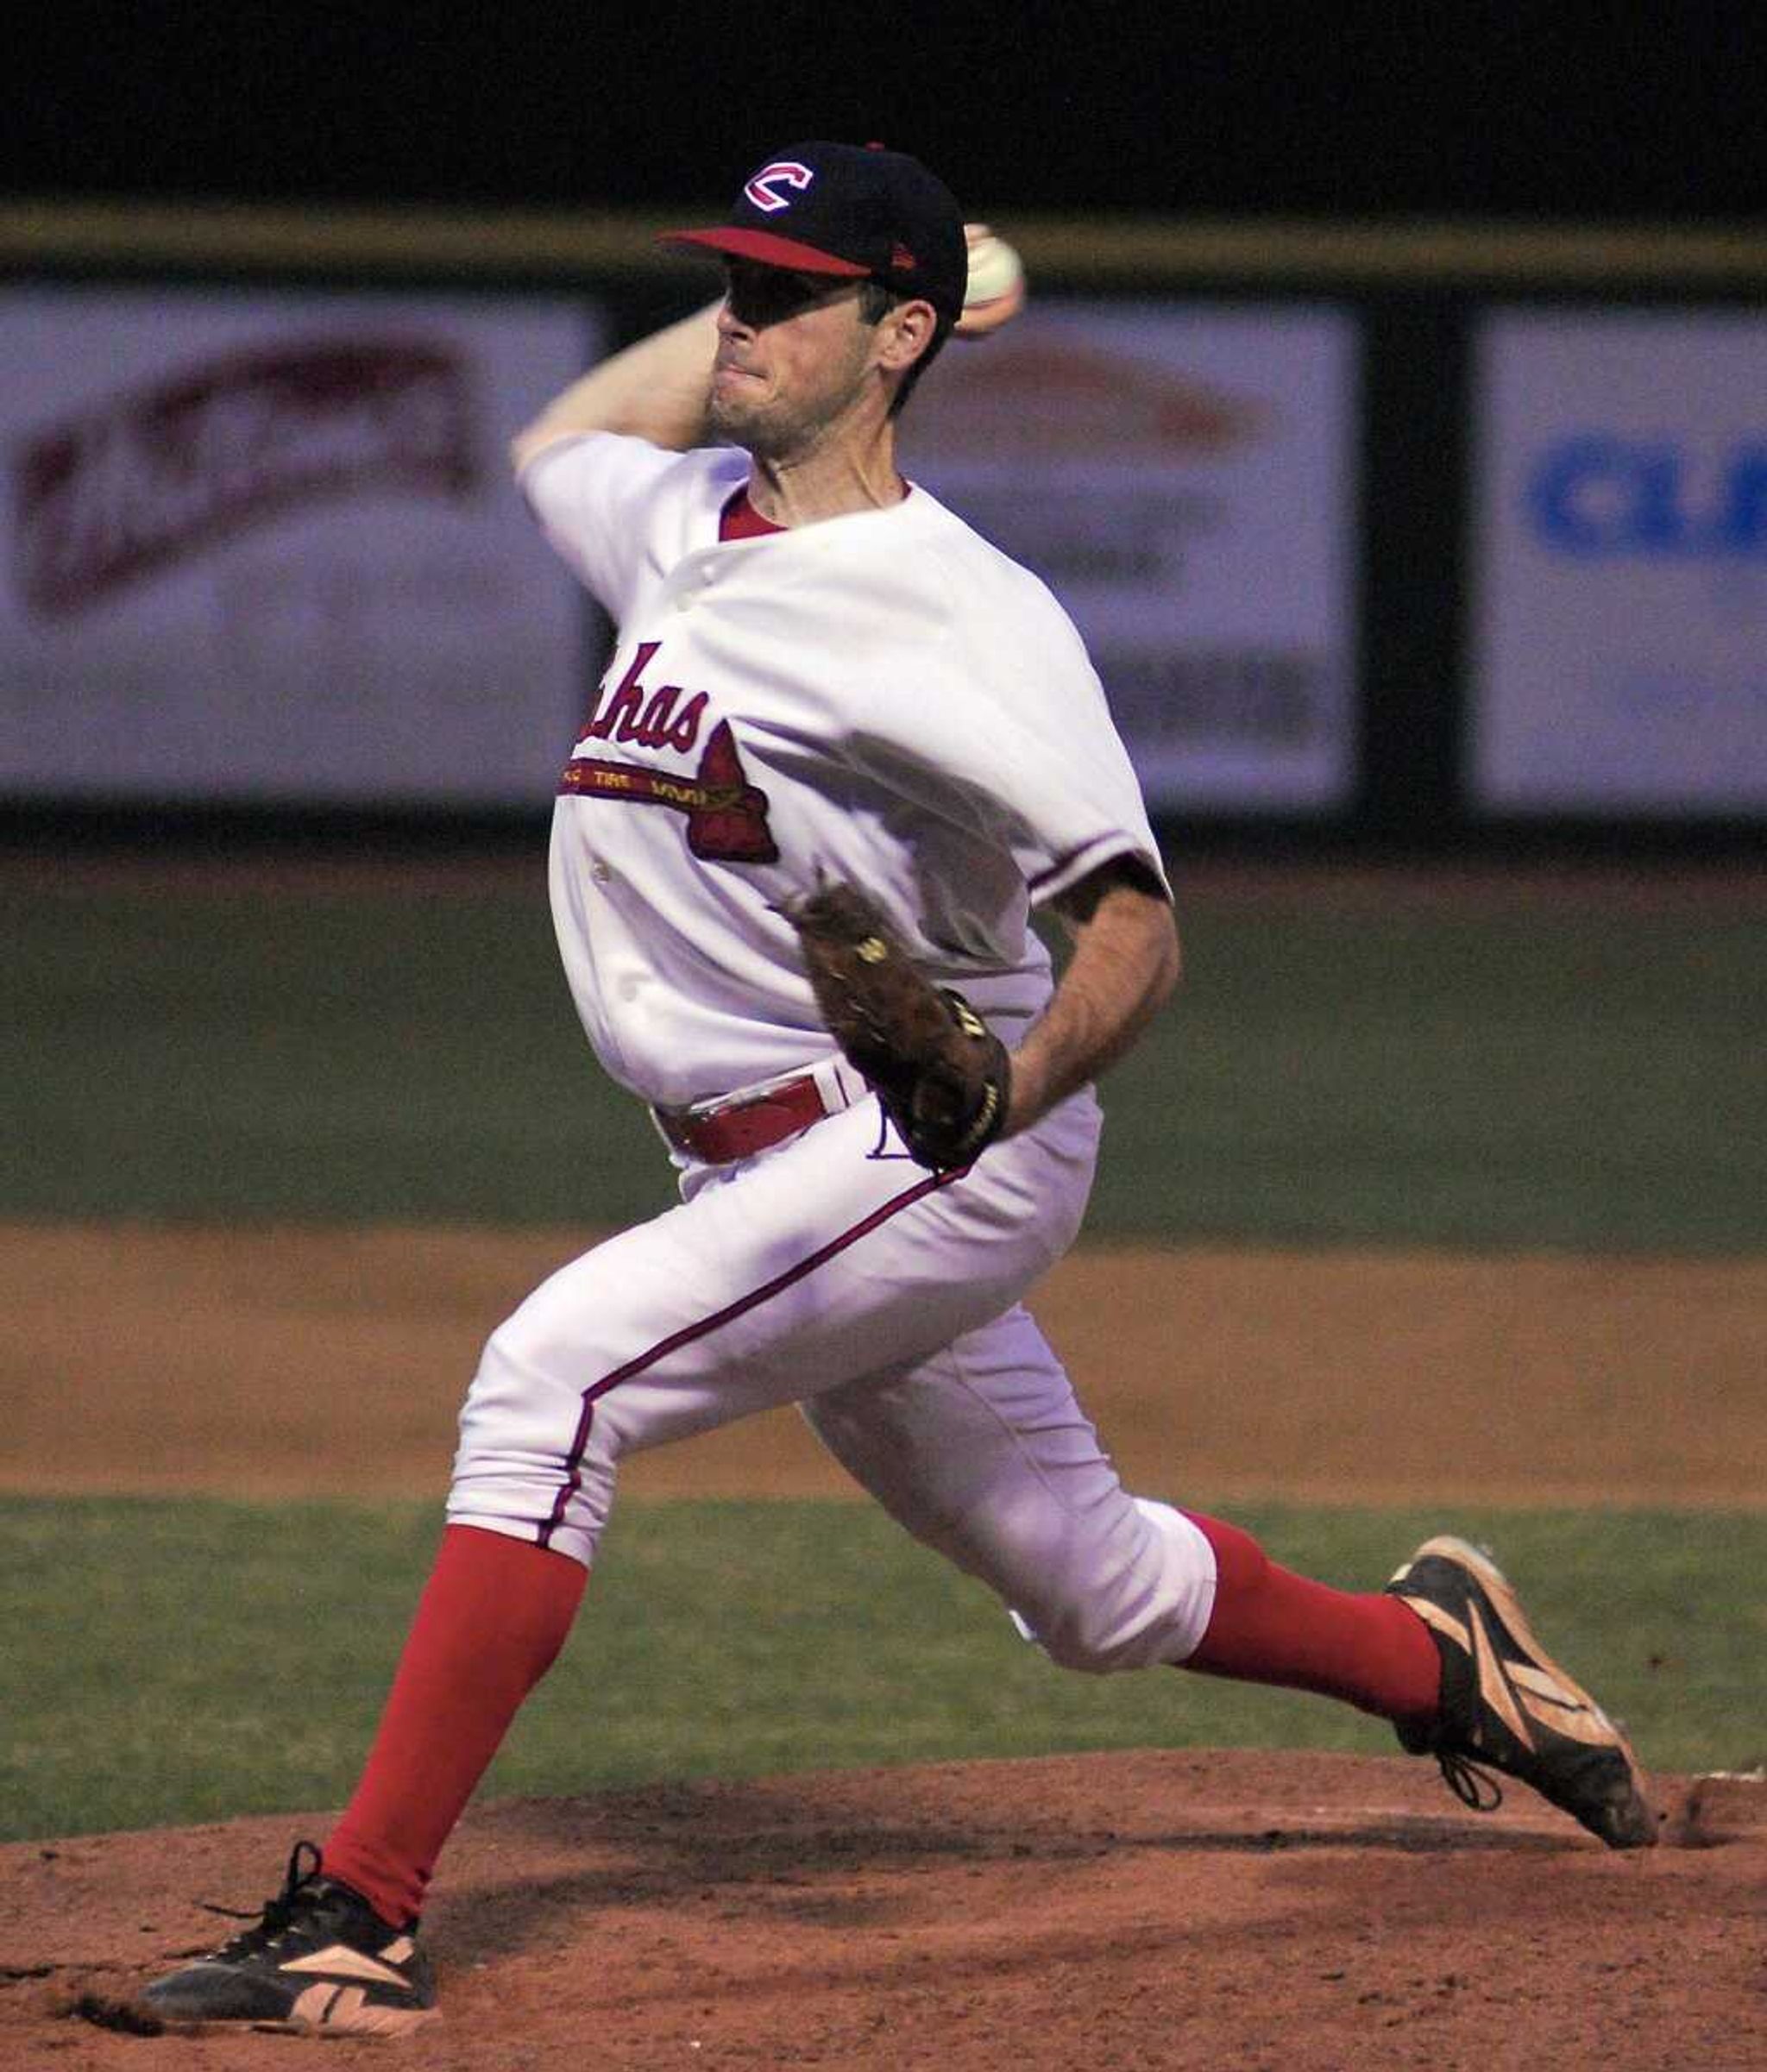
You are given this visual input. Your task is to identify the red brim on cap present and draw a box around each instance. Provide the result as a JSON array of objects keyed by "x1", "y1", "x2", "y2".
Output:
[{"x1": 657, "y1": 226, "x2": 871, "y2": 275}]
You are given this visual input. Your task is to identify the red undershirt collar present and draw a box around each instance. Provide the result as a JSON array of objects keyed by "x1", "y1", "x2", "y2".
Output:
[
  {"x1": 718, "y1": 488, "x2": 786, "y2": 542},
  {"x1": 717, "y1": 484, "x2": 915, "y2": 542}
]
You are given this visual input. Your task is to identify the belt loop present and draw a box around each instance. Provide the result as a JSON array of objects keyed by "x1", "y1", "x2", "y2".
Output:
[{"x1": 811, "y1": 1054, "x2": 862, "y2": 1118}]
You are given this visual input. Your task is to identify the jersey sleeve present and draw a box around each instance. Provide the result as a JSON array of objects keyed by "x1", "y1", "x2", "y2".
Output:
[
  {"x1": 848, "y1": 579, "x2": 1169, "y2": 910},
  {"x1": 518, "y1": 432, "x2": 691, "y2": 622}
]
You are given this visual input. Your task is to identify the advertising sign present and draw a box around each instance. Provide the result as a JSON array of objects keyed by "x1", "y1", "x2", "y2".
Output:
[
  {"x1": 900, "y1": 301, "x2": 1361, "y2": 809},
  {"x1": 1, "y1": 287, "x2": 596, "y2": 804},
  {"x1": 1474, "y1": 310, "x2": 1767, "y2": 813}
]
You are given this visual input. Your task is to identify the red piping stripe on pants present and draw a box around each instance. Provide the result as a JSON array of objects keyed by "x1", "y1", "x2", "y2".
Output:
[{"x1": 536, "y1": 1164, "x2": 964, "y2": 1548}]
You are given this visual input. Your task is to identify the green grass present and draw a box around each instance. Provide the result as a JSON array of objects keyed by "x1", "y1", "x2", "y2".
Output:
[
  {"x1": 3, "y1": 1494, "x2": 1758, "y2": 1843},
  {"x1": 1091, "y1": 892, "x2": 1767, "y2": 1252},
  {"x1": 4, "y1": 874, "x2": 1762, "y2": 1247},
  {"x1": 1, "y1": 879, "x2": 664, "y2": 1229}
]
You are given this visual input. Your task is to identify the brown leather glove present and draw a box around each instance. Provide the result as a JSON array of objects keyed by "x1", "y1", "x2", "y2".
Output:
[{"x1": 779, "y1": 882, "x2": 1011, "y2": 1172}]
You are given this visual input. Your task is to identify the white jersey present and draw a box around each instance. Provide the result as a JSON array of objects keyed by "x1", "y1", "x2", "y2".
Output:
[{"x1": 523, "y1": 431, "x2": 1166, "y2": 1111}]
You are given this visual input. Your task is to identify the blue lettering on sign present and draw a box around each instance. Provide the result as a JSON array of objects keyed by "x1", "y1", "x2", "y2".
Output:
[{"x1": 1525, "y1": 436, "x2": 1767, "y2": 557}]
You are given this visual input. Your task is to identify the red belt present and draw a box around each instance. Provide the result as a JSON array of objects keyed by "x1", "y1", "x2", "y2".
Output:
[{"x1": 653, "y1": 1071, "x2": 831, "y2": 1165}]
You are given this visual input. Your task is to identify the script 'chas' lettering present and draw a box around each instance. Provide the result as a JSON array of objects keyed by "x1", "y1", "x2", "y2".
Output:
[{"x1": 582, "y1": 641, "x2": 707, "y2": 754}]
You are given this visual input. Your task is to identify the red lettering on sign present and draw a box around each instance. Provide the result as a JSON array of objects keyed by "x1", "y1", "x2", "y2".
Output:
[{"x1": 14, "y1": 337, "x2": 478, "y2": 618}]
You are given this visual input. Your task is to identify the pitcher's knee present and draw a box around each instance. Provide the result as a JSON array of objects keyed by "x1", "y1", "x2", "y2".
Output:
[
  {"x1": 1028, "y1": 1591, "x2": 1191, "y2": 1674},
  {"x1": 1014, "y1": 1501, "x2": 1217, "y2": 1674},
  {"x1": 1030, "y1": 1604, "x2": 1165, "y2": 1675},
  {"x1": 447, "y1": 1315, "x2": 619, "y2": 1569},
  {"x1": 456, "y1": 1319, "x2": 577, "y2": 1468},
  {"x1": 472, "y1": 1307, "x2": 561, "y2": 1410}
]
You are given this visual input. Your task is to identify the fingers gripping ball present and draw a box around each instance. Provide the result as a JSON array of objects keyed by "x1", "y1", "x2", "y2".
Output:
[
  {"x1": 954, "y1": 223, "x2": 1026, "y2": 340},
  {"x1": 779, "y1": 882, "x2": 1012, "y2": 1171}
]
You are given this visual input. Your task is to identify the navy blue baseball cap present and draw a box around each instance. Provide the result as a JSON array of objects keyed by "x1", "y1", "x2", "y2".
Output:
[{"x1": 660, "y1": 141, "x2": 967, "y2": 323}]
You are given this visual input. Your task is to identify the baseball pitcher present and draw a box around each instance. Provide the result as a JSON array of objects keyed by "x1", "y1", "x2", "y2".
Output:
[{"x1": 144, "y1": 141, "x2": 1655, "y2": 2036}]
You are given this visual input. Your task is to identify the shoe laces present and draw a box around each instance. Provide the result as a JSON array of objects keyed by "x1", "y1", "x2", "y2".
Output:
[
  {"x1": 1435, "y1": 1750, "x2": 1505, "y2": 1814},
  {"x1": 198, "y1": 1839, "x2": 328, "y2": 1959}
]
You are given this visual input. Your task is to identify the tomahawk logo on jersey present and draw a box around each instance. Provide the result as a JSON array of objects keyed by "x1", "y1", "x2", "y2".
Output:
[{"x1": 557, "y1": 639, "x2": 777, "y2": 863}]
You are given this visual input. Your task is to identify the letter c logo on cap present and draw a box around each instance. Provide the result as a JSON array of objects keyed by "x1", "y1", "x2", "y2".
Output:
[{"x1": 745, "y1": 161, "x2": 814, "y2": 213}]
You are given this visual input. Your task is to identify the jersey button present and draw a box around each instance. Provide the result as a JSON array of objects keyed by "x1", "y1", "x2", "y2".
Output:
[{"x1": 590, "y1": 861, "x2": 612, "y2": 885}]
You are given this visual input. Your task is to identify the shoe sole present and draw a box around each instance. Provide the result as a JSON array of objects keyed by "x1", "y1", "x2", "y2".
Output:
[
  {"x1": 146, "y1": 1999, "x2": 440, "y2": 2038},
  {"x1": 275, "y1": 2006, "x2": 440, "y2": 2038},
  {"x1": 1399, "y1": 1534, "x2": 1657, "y2": 1848}
]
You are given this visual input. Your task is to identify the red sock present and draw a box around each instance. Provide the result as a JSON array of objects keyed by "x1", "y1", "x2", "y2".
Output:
[
  {"x1": 322, "y1": 1524, "x2": 587, "y2": 1927},
  {"x1": 1181, "y1": 1511, "x2": 1441, "y2": 1725}
]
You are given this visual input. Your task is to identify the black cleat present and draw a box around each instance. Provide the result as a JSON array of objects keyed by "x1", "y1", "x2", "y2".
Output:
[
  {"x1": 1386, "y1": 1535, "x2": 1657, "y2": 1849},
  {"x1": 142, "y1": 1841, "x2": 438, "y2": 2035}
]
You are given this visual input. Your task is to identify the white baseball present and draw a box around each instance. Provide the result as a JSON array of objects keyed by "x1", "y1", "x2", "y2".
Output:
[{"x1": 956, "y1": 225, "x2": 1026, "y2": 338}]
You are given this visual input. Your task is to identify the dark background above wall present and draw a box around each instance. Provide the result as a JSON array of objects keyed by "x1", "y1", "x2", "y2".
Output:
[{"x1": 9, "y1": 6, "x2": 1766, "y2": 221}]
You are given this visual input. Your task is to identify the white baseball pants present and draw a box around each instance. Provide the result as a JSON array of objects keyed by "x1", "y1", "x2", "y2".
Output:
[{"x1": 447, "y1": 1089, "x2": 1217, "y2": 1672}]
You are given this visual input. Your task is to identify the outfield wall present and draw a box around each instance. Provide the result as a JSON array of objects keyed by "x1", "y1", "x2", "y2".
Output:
[{"x1": 3, "y1": 202, "x2": 1764, "y2": 845}]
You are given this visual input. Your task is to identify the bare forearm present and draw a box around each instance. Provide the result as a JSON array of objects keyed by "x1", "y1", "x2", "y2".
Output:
[
  {"x1": 1007, "y1": 885, "x2": 1180, "y2": 1133},
  {"x1": 510, "y1": 302, "x2": 721, "y2": 470}
]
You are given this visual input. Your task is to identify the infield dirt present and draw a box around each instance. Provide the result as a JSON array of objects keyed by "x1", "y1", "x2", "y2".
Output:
[
  {"x1": 3, "y1": 1222, "x2": 1762, "y2": 1508},
  {"x1": 4, "y1": 1749, "x2": 1764, "y2": 2070}
]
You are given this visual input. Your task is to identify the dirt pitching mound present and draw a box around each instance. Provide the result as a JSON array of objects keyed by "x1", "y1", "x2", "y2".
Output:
[{"x1": 5, "y1": 1750, "x2": 1762, "y2": 2072}]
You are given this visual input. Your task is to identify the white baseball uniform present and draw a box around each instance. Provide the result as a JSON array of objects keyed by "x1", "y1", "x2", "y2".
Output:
[{"x1": 445, "y1": 431, "x2": 1218, "y2": 1673}]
